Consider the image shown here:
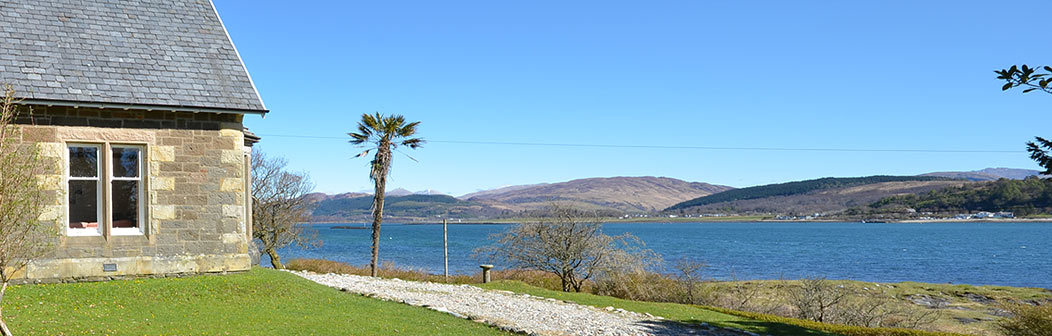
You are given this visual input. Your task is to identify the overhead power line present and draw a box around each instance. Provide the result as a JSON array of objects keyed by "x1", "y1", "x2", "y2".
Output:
[{"x1": 255, "y1": 133, "x2": 1025, "y2": 154}]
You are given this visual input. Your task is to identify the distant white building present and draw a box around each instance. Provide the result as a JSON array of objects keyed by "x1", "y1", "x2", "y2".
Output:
[{"x1": 975, "y1": 212, "x2": 996, "y2": 218}]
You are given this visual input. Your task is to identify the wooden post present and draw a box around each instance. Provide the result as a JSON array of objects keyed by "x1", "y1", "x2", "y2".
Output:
[{"x1": 443, "y1": 218, "x2": 449, "y2": 282}]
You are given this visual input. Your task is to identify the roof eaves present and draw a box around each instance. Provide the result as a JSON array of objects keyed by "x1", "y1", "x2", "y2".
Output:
[{"x1": 18, "y1": 98, "x2": 269, "y2": 116}]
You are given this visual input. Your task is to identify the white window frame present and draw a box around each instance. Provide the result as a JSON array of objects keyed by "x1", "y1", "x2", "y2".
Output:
[
  {"x1": 66, "y1": 144, "x2": 103, "y2": 237},
  {"x1": 64, "y1": 142, "x2": 148, "y2": 237},
  {"x1": 109, "y1": 145, "x2": 145, "y2": 236}
]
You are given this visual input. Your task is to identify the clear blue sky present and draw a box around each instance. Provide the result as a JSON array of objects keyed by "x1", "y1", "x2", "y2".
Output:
[{"x1": 215, "y1": 0, "x2": 1051, "y2": 196}]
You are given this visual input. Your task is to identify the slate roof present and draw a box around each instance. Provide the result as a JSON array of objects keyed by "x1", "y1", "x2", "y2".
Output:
[{"x1": 0, "y1": 0, "x2": 266, "y2": 113}]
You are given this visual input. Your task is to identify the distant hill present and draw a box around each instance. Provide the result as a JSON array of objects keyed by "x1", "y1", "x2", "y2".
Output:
[
  {"x1": 311, "y1": 194, "x2": 507, "y2": 222},
  {"x1": 669, "y1": 180, "x2": 971, "y2": 215},
  {"x1": 413, "y1": 189, "x2": 446, "y2": 195},
  {"x1": 873, "y1": 177, "x2": 1052, "y2": 216},
  {"x1": 459, "y1": 183, "x2": 548, "y2": 200},
  {"x1": 386, "y1": 188, "x2": 413, "y2": 197},
  {"x1": 304, "y1": 192, "x2": 370, "y2": 203},
  {"x1": 921, "y1": 168, "x2": 1043, "y2": 181},
  {"x1": 665, "y1": 175, "x2": 956, "y2": 213},
  {"x1": 308, "y1": 188, "x2": 448, "y2": 204},
  {"x1": 465, "y1": 176, "x2": 733, "y2": 213}
]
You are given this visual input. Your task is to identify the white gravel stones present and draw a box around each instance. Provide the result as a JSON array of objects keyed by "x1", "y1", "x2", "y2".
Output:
[{"x1": 289, "y1": 270, "x2": 751, "y2": 336}]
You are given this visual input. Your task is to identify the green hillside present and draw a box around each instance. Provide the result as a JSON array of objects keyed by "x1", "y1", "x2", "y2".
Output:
[
  {"x1": 872, "y1": 177, "x2": 1052, "y2": 215},
  {"x1": 666, "y1": 175, "x2": 952, "y2": 211}
]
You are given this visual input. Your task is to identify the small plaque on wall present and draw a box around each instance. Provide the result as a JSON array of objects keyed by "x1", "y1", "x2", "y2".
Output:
[{"x1": 102, "y1": 263, "x2": 117, "y2": 272}]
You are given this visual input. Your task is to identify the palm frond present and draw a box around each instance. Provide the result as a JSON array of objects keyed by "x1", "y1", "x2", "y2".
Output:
[
  {"x1": 362, "y1": 113, "x2": 380, "y2": 130},
  {"x1": 382, "y1": 115, "x2": 401, "y2": 135},
  {"x1": 399, "y1": 121, "x2": 421, "y2": 137},
  {"x1": 348, "y1": 132, "x2": 369, "y2": 145},
  {"x1": 401, "y1": 138, "x2": 424, "y2": 149}
]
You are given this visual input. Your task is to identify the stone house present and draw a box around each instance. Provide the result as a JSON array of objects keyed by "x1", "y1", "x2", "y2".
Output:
[{"x1": 0, "y1": 0, "x2": 266, "y2": 281}]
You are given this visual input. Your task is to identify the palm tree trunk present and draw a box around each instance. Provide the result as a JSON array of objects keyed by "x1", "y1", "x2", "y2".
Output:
[{"x1": 370, "y1": 174, "x2": 386, "y2": 277}]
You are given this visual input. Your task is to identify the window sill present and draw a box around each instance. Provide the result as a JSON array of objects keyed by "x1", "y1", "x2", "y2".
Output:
[
  {"x1": 66, "y1": 230, "x2": 102, "y2": 237},
  {"x1": 111, "y1": 229, "x2": 145, "y2": 236}
]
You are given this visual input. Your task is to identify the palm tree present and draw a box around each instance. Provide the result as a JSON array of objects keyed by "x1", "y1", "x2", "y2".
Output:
[{"x1": 349, "y1": 113, "x2": 423, "y2": 277}]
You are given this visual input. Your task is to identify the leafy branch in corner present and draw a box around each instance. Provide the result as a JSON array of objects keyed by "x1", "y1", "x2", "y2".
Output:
[
  {"x1": 1026, "y1": 137, "x2": 1052, "y2": 176},
  {"x1": 996, "y1": 64, "x2": 1052, "y2": 176},
  {"x1": 995, "y1": 64, "x2": 1052, "y2": 94}
]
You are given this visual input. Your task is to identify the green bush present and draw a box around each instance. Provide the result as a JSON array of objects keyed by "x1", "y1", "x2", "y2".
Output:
[
  {"x1": 594, "y1": 270, "x2": 688, "y2": 303},
  {"x1": 998, "y1": 303, "x2": 1052, "y2": 336}
]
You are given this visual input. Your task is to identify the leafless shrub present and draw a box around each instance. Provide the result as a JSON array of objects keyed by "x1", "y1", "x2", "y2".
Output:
[
  {"x1": 895, "y1": 305, "x2": 940, "y2": 330},
  {"x1": 490, "y1": 269, "x2": 568, "y2": 289},
  {"x1": 840, "y1": 296, "x2": 939, "y2": 329},
  {"x1": 788, "y1": 277, "x2": 850, "y2": 323},
  {"x1": 998, "y1": 302, "x2": 1052, "y2": 336},
  {"x1": 476, "y1": 204, "x2": 660, "y2": 292},
  {"x1": 251, "y1": 150, "x2": 319, "y2": 269},
  {"x1": 674, "y1": 259, "x2": 709, "y2": 304},
  {"x1": 0, "y1": 85, "x2": 56, "y2": 336},
  {"x1": 786, "y1": 276, "x2": 938, "y2": 329},
  {"x1": 718, "y1": 273, "x2": 781, "y2": 314}
]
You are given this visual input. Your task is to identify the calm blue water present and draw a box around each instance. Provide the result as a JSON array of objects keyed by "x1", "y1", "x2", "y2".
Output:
[{"x1": 277, "y1": 222, "x2": 1052, "y2": 288}]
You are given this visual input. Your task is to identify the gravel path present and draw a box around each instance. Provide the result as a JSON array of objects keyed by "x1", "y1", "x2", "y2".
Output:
[{"x1": 290, "y1": 270, "x2": 759, "y2": 336}]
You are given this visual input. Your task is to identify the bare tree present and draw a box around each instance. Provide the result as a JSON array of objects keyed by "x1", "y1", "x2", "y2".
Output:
[
  {"x1": 674, "y1": 259, "x2": 708, "y2": 304},
  {"x1": 477, "y1": 204, "x2": 658, "y2": 292},
  {"x1": 251, "y1": 150, "x2": 318, "y2": 269},
  {"x1": 835, "y1": 297, "x2": 898, "y2": 328},
  {"x1": 719, "y1": 272, "x2": 768, "y2": 312},
  {"x1": 0, "y1": 85, "x2": 55, "y2": 335},
  {"x1": 998, "y1": 302, "x2": 1052, "y2": 336},
  {"x1": 787, "y1": 277, "x2": 850, "y2": 323}
]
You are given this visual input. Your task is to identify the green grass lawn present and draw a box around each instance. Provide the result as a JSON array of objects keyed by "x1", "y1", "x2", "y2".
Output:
[
  {"x1": 4, "y1": 268, "x2": 510, "y2": 335},
  {"x1": 477, "y1": 280, "x2": 838, "y2": 336}
]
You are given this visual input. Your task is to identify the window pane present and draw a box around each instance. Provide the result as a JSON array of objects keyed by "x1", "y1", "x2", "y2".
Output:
[
  {"x1": 112, "y1": 147, "x2": 140, "y2": 178},
  {"x1": 68, "y1": 180, "x2": 98, "y2": 229},
  {"x1": 112, "y1": 180, "x2": 140, "y2": 229},
  {"x1": 69, "y1": 146, "x2": 98, "y2": 178}
]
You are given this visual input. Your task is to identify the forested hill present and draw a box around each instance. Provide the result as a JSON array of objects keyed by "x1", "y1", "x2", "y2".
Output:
[
  {"x1": 871, "y1": 177, "x2": 1052, "y2": 215},
  {"x1": 665, "y1": 176, "x2": 952, "y2": 211}
]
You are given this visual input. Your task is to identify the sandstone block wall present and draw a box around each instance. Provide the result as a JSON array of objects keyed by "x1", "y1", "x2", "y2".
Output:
[{"x1": 13, "y1": 105, "x2": 252, "y2": 282}]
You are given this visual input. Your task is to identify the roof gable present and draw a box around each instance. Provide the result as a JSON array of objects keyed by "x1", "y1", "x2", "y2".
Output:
[{"x1": 0, "y1": 0, "x2": 266, "y2": 113}]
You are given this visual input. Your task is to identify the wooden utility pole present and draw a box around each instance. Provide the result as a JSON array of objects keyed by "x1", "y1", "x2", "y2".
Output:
[{"x1": 443, "y1": 218, "x2": 449, "y2": 282}]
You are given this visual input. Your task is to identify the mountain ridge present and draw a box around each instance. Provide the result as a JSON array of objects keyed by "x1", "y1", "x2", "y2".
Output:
[
  {"x1": 464, "y1": 176, "x2": 734, "y2": 213},
  {"x1": 921, "y1": 167, "x2": 1042, "y2": 181},
  {"x1": 306, "y1": 168, "x2": 1044, "y2": 221}
]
